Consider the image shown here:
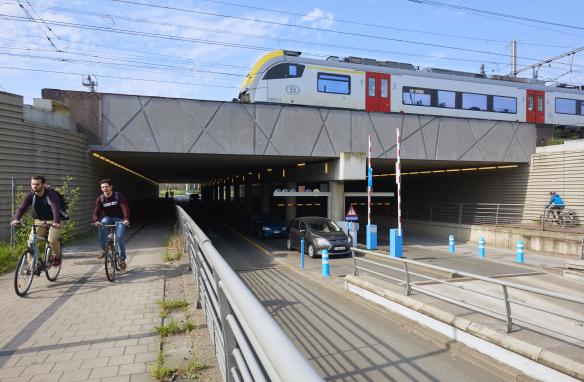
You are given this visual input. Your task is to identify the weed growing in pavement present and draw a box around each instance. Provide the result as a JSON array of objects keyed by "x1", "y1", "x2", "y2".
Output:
[
  {"x1": 163, "y1": 226, "x2": 184, "y2": 262},
  {"x1": 149, "y1": 350, "x2": 176, "y2": 380},
  {"x1": 157, "y1": 299, "x2": 189, "y2": 315},
  {"x1": 156, "y1": 320, "x2": 181, "y2": 337},
  {"x1": 185, "y1": 358, "x2": 208, "y2": 381}
]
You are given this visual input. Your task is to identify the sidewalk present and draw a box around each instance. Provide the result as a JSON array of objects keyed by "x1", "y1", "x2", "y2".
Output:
[
  {"x1": 274, "y1": 235, "x2": 584, "y2": 381},
  {"x1": 0, "y1": 222, "x2": 171, "y2": 382}
]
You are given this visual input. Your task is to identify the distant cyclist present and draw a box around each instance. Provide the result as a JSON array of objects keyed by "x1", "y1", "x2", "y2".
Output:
[
  {"x1": 10, "y1": 175, "x2": 63, "y2": 268},
  {"x1": 92, "y1": 179, "x2": 130, "y2": 269},
  {"x1": 545, "y1": 191, "x2": 565, "y2": 220}
]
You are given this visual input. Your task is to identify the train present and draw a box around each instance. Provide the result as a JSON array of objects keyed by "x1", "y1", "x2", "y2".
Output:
[{"x1": 238, "y1": 50, "x2": 584, "y2": 125}]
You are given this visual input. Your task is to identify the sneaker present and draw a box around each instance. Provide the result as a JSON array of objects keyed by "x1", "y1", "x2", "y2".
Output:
[
  {"x1": 52, "y1": 256, "x2": 62, "y2": 267},
  {"x1": 97, "y1": 250, "x2": 106, "y2": 260},
  {"x1": 119, "y1": 259, "x2": 126, "y2": 270},
  {"x1": 34, "y1": 266, "x2": 42, "y2": 276}
]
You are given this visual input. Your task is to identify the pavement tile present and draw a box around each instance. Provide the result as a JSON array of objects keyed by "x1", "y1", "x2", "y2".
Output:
[
  {"x1": 71, "y1": 349, "x2": 100, "y2": 360},
  {"x1": 0, "y1": 367, "x2": 25, "y2": 378},
  {"x1": 44, "y1": 352, "x2": 74, "y2": 364},
  {"x1": 1, "y1": 376, "x2": 32, "y2": 382},
  {"x1": 108, "y1": 354, "x2": 135, "y2": 366},
  {"x1": 50, "y1": 359, "x2": 83, "y2": 373},
  {"x1": 134, "y1": 352, "x2": 158, "y2": 363},
  {"x1": 101, "y1": 376, "x2": 130, "y2": 382},
  {"x1": 15, "y1": 355, "x2": 48, "y2": 367},
  {"x1": 129, "y1": 373, "x2": 153, "y2": 382},
  {"x1": 20, "y1": 364, "x2": 55, "y2": 377},
  {"x1": 79, "y1": 357, "x2": 109, "y2": 369},
  {"x1": 28, "y1": 373, "x2": 62, "y2": 382},
  {"x1": 89, "y1": 365, "x2": 120, "y2": 379},
  {"x1": 118, "y1": 362, "x2": 147, "y2": 376},
  {"x1": 123, "y1": 344, "x2": 150, "y2": 355},
  {"x1": 0, "y1": 355, "x2": 21, "y2": 368},
  {"x1": 58, "y1": 368, "x2": 91, "y2": 382},
  {"x1": 99, "y1": 347, "x2": 125, "y2": 357}
]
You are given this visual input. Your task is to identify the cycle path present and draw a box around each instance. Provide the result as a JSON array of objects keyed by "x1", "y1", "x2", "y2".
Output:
[{"x1": 0, "y1": 221, "x2": 171, "y2": 382}]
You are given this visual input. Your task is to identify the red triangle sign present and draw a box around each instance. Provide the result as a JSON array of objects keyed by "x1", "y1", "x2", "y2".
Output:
[{"x1": 346, "y1": 204, "x2": 358, "y2": 217}]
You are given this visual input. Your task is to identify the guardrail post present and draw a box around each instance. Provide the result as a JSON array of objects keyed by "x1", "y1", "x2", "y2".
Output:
[
  {"x1": 352, "y1": 249, "x2": 358, "y2": 276},
  {"x1": 515, "y1": 240, "x2": 524, "y2": 263},
  {"x1": 194, "y1": 247, "x2": 203, "y2": 309},
  {"x1": 478, "y1": 237, "x2": 485, "y2": 258},
  {"x1": 218, "y1": 283, "x2": 238, "y2": 382},
  {"x1": 449, "y1": 234, "x2": 455, "y2": 254},
  {"x1": 300, "y1": 238, "x2": 305, "y2": 270},
  {"x1": 501, "y1": 285, "x2": 514, "y2": 333},
  {"x1": 404, "y1": 263, "x2": 412, "y2": 296},
  {"x1": 322, "y1": 249, "x2": 330, "y2": 277}
]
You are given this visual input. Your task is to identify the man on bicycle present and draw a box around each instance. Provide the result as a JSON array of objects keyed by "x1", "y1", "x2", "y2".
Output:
[
  {"x1": 546, "y1": 191, "x2": 565, "y2": 220},
  {"x1": 92, "y1": 179, "x2": 130, "y2": 269},
  {"x1": 10, "y1": 175, "x2": 63, "y2": 268}
]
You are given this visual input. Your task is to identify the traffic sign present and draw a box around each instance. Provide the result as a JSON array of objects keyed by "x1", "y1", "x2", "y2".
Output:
[{"x1": 345, "y1": 204, "x2": 359, "y2": 221}]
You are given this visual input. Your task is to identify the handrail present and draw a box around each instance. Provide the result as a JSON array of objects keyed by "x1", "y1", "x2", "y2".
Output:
[
  {"x1": 176, "y1": 206, "x2": 322, "y2": 382},
  {"x1": 351, "y1": 247, "x2": 584, "y2": 336}
]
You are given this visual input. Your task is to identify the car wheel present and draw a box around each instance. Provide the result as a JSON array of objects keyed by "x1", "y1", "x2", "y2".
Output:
[
  {"x1": 286, "y1": 238, "x2": 292, "y2": 251},
  {"x1": 308, "y1": 244, "x2": 315, "y2": 258}
]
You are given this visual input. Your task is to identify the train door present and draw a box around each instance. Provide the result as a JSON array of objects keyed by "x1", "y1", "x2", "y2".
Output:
[
  {"x1": 526, "y1": 90, "x2": 545, "y2": 123},
  {"x1": 365, "y1": 72, "x2": 391, "y2": 113}
]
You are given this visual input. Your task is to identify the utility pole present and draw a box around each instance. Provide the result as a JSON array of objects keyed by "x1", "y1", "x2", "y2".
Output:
[{"x1": 511, "y1": 39, "x2": 517, "y2": 77}]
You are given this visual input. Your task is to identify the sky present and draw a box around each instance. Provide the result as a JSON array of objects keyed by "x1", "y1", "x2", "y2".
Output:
[{"x1": 0, "y1": 0, "x2": 583, "y2": 104}]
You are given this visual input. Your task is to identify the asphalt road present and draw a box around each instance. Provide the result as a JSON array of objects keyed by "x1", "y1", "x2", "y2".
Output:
[{"x1": 186, "y1": 205, "x2": 510, "y2": 382}]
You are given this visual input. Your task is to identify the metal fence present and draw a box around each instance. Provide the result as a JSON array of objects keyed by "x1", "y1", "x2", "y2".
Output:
[
  {"x1": 405, "y1": 201, "x2": 584, "y2": 231},
  {"x1": 176, "y1": 206, "x2": 322, "y2": 382},
  {"x1": 351, "y1": 247, "x2": 584, "y2": 341}
]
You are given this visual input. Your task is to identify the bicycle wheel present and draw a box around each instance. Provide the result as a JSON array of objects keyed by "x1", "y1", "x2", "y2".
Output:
[
  {"x1": 560, "y1": 213, "x2": 575, "y2": 228},
  {"x1": 44, "y1": 245, "x2": 61, "y2": 281},
  {"x1": 114, "y1": 244, "x2": 121, "y2": 271},
  {"x1": 104, "y1": 243, "x2": 116, "y2": 282},
  {"x1": 14, "y1": 249, "x2": 35, "y2": 297}
]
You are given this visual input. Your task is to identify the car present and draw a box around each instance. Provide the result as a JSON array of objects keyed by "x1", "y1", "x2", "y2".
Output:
[
  {"x1": 189, "y1": 193, "x2": 199, "y2": 201},
  {"x1": 249, "y1": 213, "x2": 287, "y2": 238},
  {"x1": 286, "y1": 216, "x2": 352, "y2": 258}
]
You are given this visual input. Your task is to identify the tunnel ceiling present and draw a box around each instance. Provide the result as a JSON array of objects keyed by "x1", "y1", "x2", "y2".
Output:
[{"x1": 94, "y1": 151, "x2": 512, "y2": 184}]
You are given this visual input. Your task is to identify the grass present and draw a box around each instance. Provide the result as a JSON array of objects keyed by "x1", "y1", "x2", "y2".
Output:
[
  {"x1": 162, "y1": 251, "x2": 182, "y2": 262},
  {"x1": 0, "y1": 243, "x2": 19, "y2": 274},
  {"x1": 158, "y1": 299, "x2": 189, "y2": 312},
  {"x1": 156, "y1": 320, "x2": 181, "y2": 337},
  {"x1": 162, "y1": 227, "x2": 185, "y2": 262},
  {"x1": 149, "y1": 350, "x2": 177, "y2": 380},
  {"x1": 185, "y1": 358, "x2": 208, "y2": 380}
]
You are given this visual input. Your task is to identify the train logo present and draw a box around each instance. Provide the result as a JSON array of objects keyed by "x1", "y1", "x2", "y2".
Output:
[{"x1": 286, "y1": 84, "x2": 300, "y2": 95}]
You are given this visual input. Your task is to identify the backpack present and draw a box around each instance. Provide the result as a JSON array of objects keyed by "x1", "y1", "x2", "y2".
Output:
[{"x1": 32, "y1": 189, "x2": 69, "y2": 221}]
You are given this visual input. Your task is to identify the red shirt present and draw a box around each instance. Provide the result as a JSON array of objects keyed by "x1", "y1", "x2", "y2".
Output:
[{"x1": 92, "y1": 192, "x2": 130, "y2": 222}]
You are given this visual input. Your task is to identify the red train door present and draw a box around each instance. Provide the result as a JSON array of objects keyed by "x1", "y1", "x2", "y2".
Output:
[
  {"x1": 526, "y1": 90, "x2": 545, "y2": 123},
  {"x1": 365, "y1": 72, "x2": 391, "y2": 113}
]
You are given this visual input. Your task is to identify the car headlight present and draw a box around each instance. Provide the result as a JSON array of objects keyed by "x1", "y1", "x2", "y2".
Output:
[
  {"x1": 262, "y1": 227, "x2": 271, "y2": 231},
  {"x1": 315, "y1": 237, "x2": 331, "y2": 248}
]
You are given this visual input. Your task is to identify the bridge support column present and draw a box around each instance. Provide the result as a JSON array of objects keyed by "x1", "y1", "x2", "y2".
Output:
[
  {"x1": 285, "y1": 182, "x2": 296, "y2": 224},
  {"x1": 261, "y1": 183, "x2": 271, "y2": 213},
  {"x1": 245, "y1": 180, "x2": 253, "y2": 215},
  {"x1": 329, "y1": 180, "x2": 344, "y2": 222}
]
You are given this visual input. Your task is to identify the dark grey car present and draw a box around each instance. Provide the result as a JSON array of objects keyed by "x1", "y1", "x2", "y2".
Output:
[{"x1": 286, "y1": 216, "x2": 352, "y2": 257}]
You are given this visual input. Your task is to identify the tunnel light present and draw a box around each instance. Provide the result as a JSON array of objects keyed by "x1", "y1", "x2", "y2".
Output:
[
  {"x1": 461, "y1": 168, "x2": 478, "y2": 171},
  {"x1": 446, "y1": 169, "x2": 460, "y2": 172},
  {"x1": 497, "y1": 165, "x2": 519, "y2": 169},
  {"x1": 478, "y1": 166, "x2": 497, "y2": 170},
  {"x1": 267, "y1": 168, "x2": 272, "y2": 172},
  {"x1": 248, "y1": 172, "x2": 252, "y2": 175},
  {"x1": 432, "y1": 170, "x2": 445, "y2": 173},
  {"x1": 297, "y1": 163, "x2": 306, "y2": 167},
  {"x1": 324, "y1": 162, "x2": 328, "y2": 174},
  {"x1": 91, "y1": 153, "x2": 157, "y2": 185},
  {"x1": 257, "y1": 173, "x2": 261, "y2": 181},
  {"x1": 282, "y1": 169, "x2": 286, "y2": 178}
]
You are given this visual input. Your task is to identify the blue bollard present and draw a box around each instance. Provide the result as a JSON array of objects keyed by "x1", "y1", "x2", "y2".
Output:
[
  {"x1": 322, "y1": 249, "x2": 330, "y2": 277},
  {"x1": 449, "y1": 234, "x2": 455, "y2": 254},
  {"x1": 300, "y1": 238, "x2": 305, "y2": 270},
  {"x1": 366, "y1": 224, "x2": 377, "y2": 250},
  {"x1": 390, "y1": 229, "x2": 403, "y2": 258},
  {"x1": 516, "y1": 240, "x2": 524, "y2": 263},
  {"x1": 478, "y1": 237, "x2": 485, "y2": 258}
]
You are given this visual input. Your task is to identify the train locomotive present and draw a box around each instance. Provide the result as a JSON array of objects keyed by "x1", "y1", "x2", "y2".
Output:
[{"x1": 238, "y1": 50, "x2": 584, "y2": 126}]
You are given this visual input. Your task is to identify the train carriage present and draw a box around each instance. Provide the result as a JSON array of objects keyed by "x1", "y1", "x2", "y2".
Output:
[{"x1": 239, "y1": 50, "x2": 584, "y2": 126}]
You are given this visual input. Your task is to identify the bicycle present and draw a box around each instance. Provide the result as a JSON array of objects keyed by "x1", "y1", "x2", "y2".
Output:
[
  {"x1": 13, "y1": 222, "x2": 62, "y2": 297},
  {"x1": 95, "y1": 223, "x2": 126, "y2": 282},
  {"x1": 539, "y1": 206, "x2": 577, "y2": 228}
]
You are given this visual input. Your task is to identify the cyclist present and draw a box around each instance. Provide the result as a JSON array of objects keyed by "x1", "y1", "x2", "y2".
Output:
[
  {"x1": 10, "y1": 175, "x2": 63, "y2": 269},
  {"x1": 92, "y1": 179, "x2": 130, "y2": 269},
  {"x1": 545, "y1": 191, "x2": 565, "y2": 220}
]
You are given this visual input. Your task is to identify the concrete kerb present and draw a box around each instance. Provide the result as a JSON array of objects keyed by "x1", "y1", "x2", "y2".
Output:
[{"x1": 345, "y1": 274, "x2": 584, "y2": 382}]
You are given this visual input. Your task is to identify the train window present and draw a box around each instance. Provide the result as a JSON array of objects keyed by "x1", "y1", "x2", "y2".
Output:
[
  {"x1": 462, "y1": 93, "x2": 487, "y2": 111},
  {"x1": 263, "y1": 63, "x2": 305, "y2": 79},
  {"x1": 528, "y1": 95, "x2": 534, "y2": 111},
  {"x1": 537, "y1": 96, "x2": 544, "y2": 112},
  {"x1": 402, "y1": 87, "x2": 431, "y2": 106},
  {"x1": 493, "y1": 96, "x2": 517, "y2": 113},
  {"x1": 368, "y1": 77, "x2": 376, "y2": 97},
  {"x1": 381, "y1": 79, "x2": 388, "y2": 98},
  {"x1": 437, "y1": 90, "x2": 455, "y2": 108},
  {"x1": 581, "y1": 102, "x2": 584, "y2": 116},
  {"x1": 555, "y1": 98, "x2": 577, "y2": 115},
  {"x1": 317, "y1": 73, "x2": 351, "y2": 94}
]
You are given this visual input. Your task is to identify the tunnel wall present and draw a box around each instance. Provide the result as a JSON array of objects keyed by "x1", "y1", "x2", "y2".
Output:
[{"x1": 0, "y1": 91, "x2": 157, "y2": 243}]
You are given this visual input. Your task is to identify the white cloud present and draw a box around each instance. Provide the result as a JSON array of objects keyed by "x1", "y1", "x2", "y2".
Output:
[{"x1": 300, "y1": 8, "x2": 334, "y2": 29}]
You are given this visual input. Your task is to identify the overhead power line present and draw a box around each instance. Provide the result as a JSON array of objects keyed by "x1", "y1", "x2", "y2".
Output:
[
  {"x1": 15, "y1": 0, "x2": 58, "y2": 51},
  {"x1": 407, "y1": 0, "x2": 584, "y2": 31}
]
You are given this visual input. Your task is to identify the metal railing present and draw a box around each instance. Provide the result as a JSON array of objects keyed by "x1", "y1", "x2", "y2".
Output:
[
  {"x1": 405, "y1": 201, "x2": 584, "y2": 230},
  {"x1": 177, "y1": 206, "x2": 322, "y2": 382},
  {"x1": 351, "y1": 247, "x2": 584, "y2": 340}
]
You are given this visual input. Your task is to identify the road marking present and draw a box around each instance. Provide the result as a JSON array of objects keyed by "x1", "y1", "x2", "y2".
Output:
[{"x1": 218, "y1": 221, "x2": 273, "y2": 256}]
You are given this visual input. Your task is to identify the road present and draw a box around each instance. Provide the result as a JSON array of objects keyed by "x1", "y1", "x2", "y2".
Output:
[{"x1": 187, "y1": 206, "x2": 511, "y2": 382}]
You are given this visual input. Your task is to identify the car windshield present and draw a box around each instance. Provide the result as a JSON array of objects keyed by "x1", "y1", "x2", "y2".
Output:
[{"x1": 306, "y1": 220, "x2": 341, "y2": 233}]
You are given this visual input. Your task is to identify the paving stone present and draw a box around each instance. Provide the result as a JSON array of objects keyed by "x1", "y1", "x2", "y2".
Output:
[
  {"x1": 108, "y1": 354, "x2": 135, "y2": 366},
  {"x1": 89, "y1": 365, "x2": 120, "y2": 379},
  {"x1": 58, "y1": 368, "x2": 91, "y2": 382},
  {"x1": 50, "y1": 359, "x2": 83, "y2": 373},
  {"x1": 20, "y1": 364, "x2": 55, "y2": 377},
  {"x1": 99, "y1": 347, "x2": 125, "y2": 358},
  {"x1": 28, "y1": 372, "x2": 62, "y2": 382},
  {"x1": 0, "y1": 366, "x2": 25, "y2": 378}
]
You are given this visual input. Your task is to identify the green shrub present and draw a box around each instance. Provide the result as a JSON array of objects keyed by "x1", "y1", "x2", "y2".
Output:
[{"x1": 0, "y1": 243, "x2": 19, "y2": 274}]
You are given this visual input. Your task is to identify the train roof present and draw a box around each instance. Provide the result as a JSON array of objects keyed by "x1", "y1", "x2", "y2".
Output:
[{"x1": 244, "y1": 50, "x2": 584, "y2": 96}]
